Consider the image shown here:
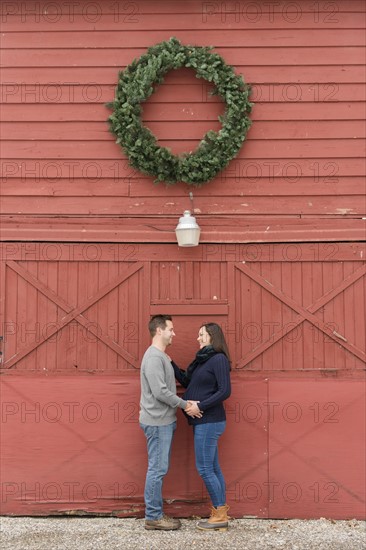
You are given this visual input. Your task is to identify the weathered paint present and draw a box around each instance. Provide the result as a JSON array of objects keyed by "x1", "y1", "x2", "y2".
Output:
[
  {"x1": 0, "y1": 0, "x2": 365, "y2": 241},
  {"x1": 1, "y1": 243, "x2": 365, "y2": 373},
  {"x1": 1, "y1": 375, "x2": 364, "y2": 519},
  {"x1": 0, "y1": 0, "x2": 365, "y2": 519},
  {"x1": 0, "y1": 243, "x2": 365, "y2": 518}
]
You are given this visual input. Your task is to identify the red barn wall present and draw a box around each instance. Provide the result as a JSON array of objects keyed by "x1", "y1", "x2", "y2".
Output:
[
  {"x1": 1, "y1": 0, "x2": 365, "y2": 241},
  {"x1": 0, "y1": 0, "x2": 365, "y2": 519}
]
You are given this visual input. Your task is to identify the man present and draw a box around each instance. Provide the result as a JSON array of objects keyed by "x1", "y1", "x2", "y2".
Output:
[{"x1": 139, "y1": 314, "x2": 197, "y2": 531}]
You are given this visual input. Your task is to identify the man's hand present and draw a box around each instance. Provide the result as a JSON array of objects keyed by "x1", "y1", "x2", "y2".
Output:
[{"x1": 185, "y1": 400, "x2": 203, "y2": 418}]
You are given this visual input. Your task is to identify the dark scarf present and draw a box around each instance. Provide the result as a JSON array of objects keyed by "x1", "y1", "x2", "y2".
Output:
[{"x1": 184, "y1": 345, "x2": 218, "y2": 382}]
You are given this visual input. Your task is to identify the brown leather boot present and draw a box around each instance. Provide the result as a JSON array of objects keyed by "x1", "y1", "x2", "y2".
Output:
[
  {"x1": 145, "y1": 514, "x2": 181, "y2": 530},
  {"x1": 196, "y1": 504, "x2": 229, "y2": 531}
]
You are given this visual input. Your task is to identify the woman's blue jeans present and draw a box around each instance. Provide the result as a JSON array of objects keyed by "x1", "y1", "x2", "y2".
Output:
[
  {"x1": 193, "y1": 421, "x2": 226, "y2": 507},
  {"x1": 140, "y1": 421, "x2": 176, "y2": 520}
]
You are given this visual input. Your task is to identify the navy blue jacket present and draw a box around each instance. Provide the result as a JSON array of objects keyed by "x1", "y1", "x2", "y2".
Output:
[{"x1": 172, "y1": 353, "x2": 231, "y2": 425}]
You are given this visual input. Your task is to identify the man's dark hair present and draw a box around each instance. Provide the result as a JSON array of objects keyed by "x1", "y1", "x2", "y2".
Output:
[{"x1": 148, "y1": 315, "x2": 172, "y2": 337}]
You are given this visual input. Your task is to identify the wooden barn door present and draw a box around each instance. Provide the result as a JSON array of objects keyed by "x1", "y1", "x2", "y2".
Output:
[
  {"x1": 1, "y1": 244, "x2": 147, "y2": 372},
  {"x1": 146, "y1": 253, "x2": 270, "y2": 516},
  {"x1": 227, "y1": 244, "x2": 365, "y2": 518},
  {"x1": 0, "y1": 243, "x2": 364, "y2": 519},
  {"x1": 231, "y1": 244, "x2": 365, "y2": 371}
]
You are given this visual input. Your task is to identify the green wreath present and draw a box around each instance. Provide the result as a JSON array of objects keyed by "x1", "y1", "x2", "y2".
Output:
[{"x1": 107, "y1": 37, "x2": 252, "y2": 186}]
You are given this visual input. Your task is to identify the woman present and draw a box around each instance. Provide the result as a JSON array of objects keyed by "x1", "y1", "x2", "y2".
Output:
[{"x1": 172, "y1": 323, "x2": 231, "y2": 531}]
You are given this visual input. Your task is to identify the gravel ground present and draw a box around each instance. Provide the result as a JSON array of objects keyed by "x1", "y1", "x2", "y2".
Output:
[{"x1": 0, "y1": 517, "x2": 365, "y2": 550}]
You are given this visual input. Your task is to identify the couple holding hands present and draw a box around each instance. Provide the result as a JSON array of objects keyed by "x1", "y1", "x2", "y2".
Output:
[{"x1": 139, "y1": 314, "x2": 231, "y2": 531}]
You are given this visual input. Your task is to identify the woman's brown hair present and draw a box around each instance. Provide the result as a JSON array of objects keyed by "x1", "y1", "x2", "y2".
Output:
[{"x1": 202, "y1": 322, "x2": 231, "y2": 364}]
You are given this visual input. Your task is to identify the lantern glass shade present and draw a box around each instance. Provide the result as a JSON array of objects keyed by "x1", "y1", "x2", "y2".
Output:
[{"x1": 175, "y1": 210, "x2": 201, "y2": 247}]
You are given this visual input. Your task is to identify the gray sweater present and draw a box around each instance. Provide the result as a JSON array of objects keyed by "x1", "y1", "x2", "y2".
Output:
[{"x1": 139, "y1": 345, "x2": 187, "y2": 426}]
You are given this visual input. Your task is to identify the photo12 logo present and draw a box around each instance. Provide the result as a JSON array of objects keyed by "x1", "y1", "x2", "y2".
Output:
[
  {"x1": 1, "y1": 480, "x2": 140, "y2": 503},
  {"x1": 1, "y1": 400, "x2": 140, "y2": 424},
  {"x1": 226, "y1": 480, "x2": 340, "y2": 504},
  {"x1": 1, "y1": 2, "x2": 140, "y2": 24},
  {"x1": 225, "y1": 400, "x2": 340, "y2": 424},
  {"x1": 201, "y1": 2, "x2": 340, "y2": 24}
]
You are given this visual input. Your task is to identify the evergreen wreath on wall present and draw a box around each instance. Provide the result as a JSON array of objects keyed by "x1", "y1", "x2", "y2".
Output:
[{"x1": 107, "y1": 37, "x2": 253, "y2": 187}]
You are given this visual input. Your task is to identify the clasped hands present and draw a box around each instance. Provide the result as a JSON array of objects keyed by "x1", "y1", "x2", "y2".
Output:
[{"x1": 185, "y1": 400, "x2": 203, "y2": 418}]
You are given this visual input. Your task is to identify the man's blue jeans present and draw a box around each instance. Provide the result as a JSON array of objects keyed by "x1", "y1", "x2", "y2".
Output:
[
  {"x1": 140, "y1": 421, "x2": 176, "y2": 519},
  {"x1": 193, "y1": 421, "x2": 226, "y2": 507}
]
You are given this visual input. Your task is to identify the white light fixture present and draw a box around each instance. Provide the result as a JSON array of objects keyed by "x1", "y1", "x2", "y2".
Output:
[{"x1": 175, "y1": 210, "x2": 201, "y2": 247}]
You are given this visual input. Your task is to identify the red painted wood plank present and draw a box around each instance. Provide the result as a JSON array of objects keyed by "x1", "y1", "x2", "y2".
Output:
[
  {"x1": 45, "y1": 260, "x2": 59, "y2": 372},
  {"x1": 0, "y1": 195, "x2": 364, "y2": 216},
  {"x1": 250, "y1": 263, "x2": 265, "y2": 371},
  {"x1": 331, "y1": 262, "x2": 347, "y2": 370},
  {"x1": 2, "y1": 65, "x2": 363, "y2": 84},
  {"x1": 1, "y1": 219, "x2": 365, "y2": 244},
  {"x1": 1, "y1": 0, "x2": 363, "y2": 16},
  {"x1": 352, "y1": 272, "x2": 366, "y2": 355},
  {"x1": 104, "y1": 261, "x2": 119, "y2": 371},
  {"x1": 144, "y1": 102, "x2": 365, "y2": 122},
  {"x1": 4, "y1": 178, "x2": 360, "y2": 198},
  {"x1": 1, "y1": 243, "x2": 365, "y2": 263},
  {"x1": 0, "y1": 245, "x2": 352, "y2": 264},
  {"x1": 3, "y1": 47, "x2": 364, "y2": 67},
  {"x1": 0, "y1": 259, "x2": 6, "y2": 363},
  {"x1": 130, "y1": 178, "x2": 364, "y2": 198},
  {"x1": 308, "y1": 260, "x2": 325, "y2": 370},
  {"x1": 3, "y1": 139, "x2": 365, "y2": 160},
  {"x1": 61, "y1": 260, "x2": 78, "y2": 370},
  {"x1": 3, "y1": 29, "x2": 366, "y2": 49},
  {"x1": 321, "y1": 262, "x2": 337, "y2": 369},
  {"x1": 1, "y1": 0, "x2": 363, "y2": 19},
  {"x1": 343, "y1": 263, "x2": 358, "y2": 370},
  {"x1": 3, "y1": 120, "x2": 366, "y2": 140},
  {"x1": 2, "y1": 12, "x2": 364, "y2": 32},
  {"x1": 0, "y1": 180, "x2": 132, "y2": 197},
  {"x1": 14, "y1": 262, "x2": 31, "y2": 370},
  {"x1": 149, "y1": 304, "x2": 228, "y2": 315},
  {"x1": 3, "y1": 265, "x2": 17, "y2": 362},
  {"x1": 2, "y1": 102, "x2": 364, "y2": 122},
  {"x1": 3, "y1": 83, "x2": 364, "y2": 106},
  {"x1": 275, "y1": 264, "x2": 296, "y2": 372},
  {"x1": 1, "y1": 159, "x2": 363, "y2": 185},
  {"x1": 289, "y1": 261, "x2": 304, "y2": 369}
]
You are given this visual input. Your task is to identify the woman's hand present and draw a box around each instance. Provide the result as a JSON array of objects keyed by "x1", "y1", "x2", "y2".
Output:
[{"x1": 185, "y1": 400, "x2": 203, "y2": 418}]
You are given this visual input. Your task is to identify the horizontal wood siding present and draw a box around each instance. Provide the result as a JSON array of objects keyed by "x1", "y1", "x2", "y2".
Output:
[{"x1": 0, "y1": 0, "x2": 365, "y2": 241}]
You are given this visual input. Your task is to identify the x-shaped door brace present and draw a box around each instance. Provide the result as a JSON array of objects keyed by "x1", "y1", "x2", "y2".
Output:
[
  {"x1": 230, "y1": 382, "x2": 365, "y2": 505},
  {"x1": 1, "y1": 377, "x2": 139, "y2": 481},
  {"x1": 4, "y1": 260, "x2": 143, "y2": 369},
  {"x1": 234, "y1": 263, "x2": 366, "y2": 368}
]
